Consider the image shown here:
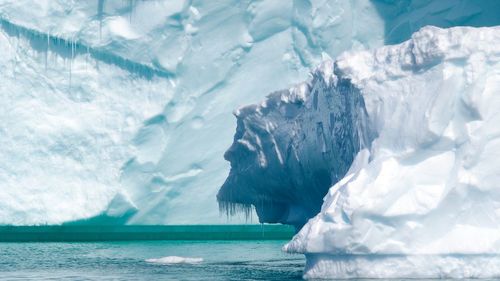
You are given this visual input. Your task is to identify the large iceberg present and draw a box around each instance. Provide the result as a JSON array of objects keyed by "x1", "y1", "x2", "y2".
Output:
[
  {"x1": 216, "y1": 0, "x2": 500, "y2": 228},
  {"x1": 0, "y1": 0, "x2": 388, "y2": 225},
  {"x1": 285, "y1": 25, "x2": 500, "y2": 278},
  {"x1": 1, "y1": 0, "x2": 500, "y2": 228},
  {"x1": 221, "y1": 25, "x2": 500, "y2": 278}
]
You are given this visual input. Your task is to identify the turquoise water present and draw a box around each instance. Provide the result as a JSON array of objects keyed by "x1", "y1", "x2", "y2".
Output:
[
  {"x1": 0, "y1": 240, "x2": 304, "y2": 280},
  {"x1": 0, "y1": 225, "x2": 295, "y2": 241}
]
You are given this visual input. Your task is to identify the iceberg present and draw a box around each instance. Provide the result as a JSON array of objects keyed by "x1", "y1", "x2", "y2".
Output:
[
  {"x1": 0, "y1": 0, "x2": 385, "y2": 225},
  {"x1": 284, "y1": 26, "x2": 500, "y2": 278},
  {"x1": 145, "y1": 256, "x2": 203, "y2": 265},
  {"x1": 221, "y1": 24, "x2": 500, "y2": 278},
  {"x1": 222, "y1": 25, "x2": 500, "y2": 278},
  {"x1": 1, "y1": 0, "x2": 500, "y2": 228}
]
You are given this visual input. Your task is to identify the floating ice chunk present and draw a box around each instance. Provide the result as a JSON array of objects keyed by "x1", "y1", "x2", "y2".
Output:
[{"x1": 145, "y1": 256, "x2": 203, "y2": 265}]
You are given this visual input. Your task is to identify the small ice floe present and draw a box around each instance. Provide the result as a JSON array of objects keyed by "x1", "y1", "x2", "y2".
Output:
[{"x1": 145, "y1": 256, "x2": 203, "y2": 265}]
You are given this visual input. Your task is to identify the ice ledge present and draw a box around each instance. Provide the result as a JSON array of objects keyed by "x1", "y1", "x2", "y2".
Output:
[
  {"x1": 335, "y1": 25, "x2": 500, "y2": 86},
  {"x1": 0, "y1": 17, "x2": 171, "y2": 79}
]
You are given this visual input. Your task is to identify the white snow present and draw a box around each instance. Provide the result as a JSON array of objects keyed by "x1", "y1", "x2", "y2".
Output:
[{"x1": 282, "y1": 26, "x2": 500, "y2": 278}]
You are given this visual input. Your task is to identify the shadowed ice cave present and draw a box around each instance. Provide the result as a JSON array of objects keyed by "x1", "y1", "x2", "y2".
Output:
[{"x1": 217, "y1": 67, "x2": 374, "y2": 229}]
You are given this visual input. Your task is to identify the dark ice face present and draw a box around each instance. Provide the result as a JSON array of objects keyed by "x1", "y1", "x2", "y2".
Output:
[{"x1": 218, "y1": 72, "x2": 373, "y2": 230}]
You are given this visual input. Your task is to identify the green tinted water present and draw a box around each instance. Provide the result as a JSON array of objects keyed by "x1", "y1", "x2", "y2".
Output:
[
  {"x1": 0, "y1": 240, "x2": 304, "y2": 280},
  {"x1": 0, "y1": 225, "x2": 295, "y2": 241}
]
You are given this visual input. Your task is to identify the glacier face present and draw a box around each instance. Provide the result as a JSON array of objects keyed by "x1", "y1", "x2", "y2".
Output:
[
  {"x1": 279, "y1": 26, "x2": 500, "y2": 278},
  {"x1": 0, "y1": 0, "x2": 386, "y2": 224},
  {"x1": 1, "y1": 0, "x2": 500, "y2": 225},
  {"x1": 0, "y1": 21, "x2": 170, "y2": 224}
]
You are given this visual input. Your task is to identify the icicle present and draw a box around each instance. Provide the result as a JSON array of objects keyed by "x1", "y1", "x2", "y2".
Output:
[
  {"x1": 128, "y1": 0, "x2": 134, "y2": 23},
  {"x1": 45, "y1": 31, "x2": 49, "y2": 70},
  {"x1": 97, "y1": 0, "x2": 105, "y2": 42},
  {"x1": 68, "y1": 38, "x2": 74, "y2": 91},
  {"x1": 218, "y1": 201, "x2": 253, "y2": 221}
]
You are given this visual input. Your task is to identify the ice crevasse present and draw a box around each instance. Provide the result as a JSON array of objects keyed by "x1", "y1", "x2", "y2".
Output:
[{"x1": 221, "y1": 25, "x2": 500, "y2": 278}]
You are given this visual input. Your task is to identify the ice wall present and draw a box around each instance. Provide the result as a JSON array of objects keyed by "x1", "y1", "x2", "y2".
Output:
[
  {"x1": 0, "y1": 19, "x2": 170, "y2": 224},
  {"x1": 1, "y1": 0, "x2": 500, "y2": 225},
  {"x1": 0, "y1": 0, "x2": 384, "y2": 224},
  {"x1": 282, "y1": 25, "x2": 500, "y2": 278}
]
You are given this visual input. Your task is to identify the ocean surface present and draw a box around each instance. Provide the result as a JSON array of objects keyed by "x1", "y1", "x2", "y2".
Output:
[{"x1": 0, "y1": 240, "x2": 304, "y2": 280}]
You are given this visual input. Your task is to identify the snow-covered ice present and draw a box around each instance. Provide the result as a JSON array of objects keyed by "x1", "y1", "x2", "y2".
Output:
[
  {"x1": 0, "y1": 0, "x2": 386, "y2": 225},
  {"x1": 279, "y1": 26, "x2": 500, "y2": 278},
  {"x1": 221, "y1": 24, "x2": 500, "y2": 278},
  {"x1": 1, "y1": 0, "x2": 500, "y2": 238}
]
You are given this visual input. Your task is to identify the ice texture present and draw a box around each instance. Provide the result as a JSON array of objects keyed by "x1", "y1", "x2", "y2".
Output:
[
  {"x1": 217, "y1": 63, "x2": 374, "y2": 229},
  {"x1": 280, "y1": 26, "x2": 500, "y2": 278},
  {"x1": 1, "y1": 0, "x2": 500, "y2": 225},
  {"x1": 218, "y1": 0, "x2": 500, "y2": 228},
  {"x1": 0, "y1": 0, "x2": 389, "y2": 225}
]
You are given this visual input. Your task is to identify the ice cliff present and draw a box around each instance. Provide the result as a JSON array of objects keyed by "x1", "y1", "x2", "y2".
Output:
[
  {"x1": 1, "y1": 0, "x2": 500, "y2": 227},
  {"x1": 0, "y1": 0, "x2": 387, "y2": 225},
  {"x1": 221, "y1": 25, "x2": 500, "y2": 278},
  {"x1": 0, "y1": 0, "x2": 393, "y2": 224}
]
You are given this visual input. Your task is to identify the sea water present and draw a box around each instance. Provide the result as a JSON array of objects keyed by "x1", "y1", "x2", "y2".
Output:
[{"x1": 0, "y1": 240, "x2": 304, "y2": 280}]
